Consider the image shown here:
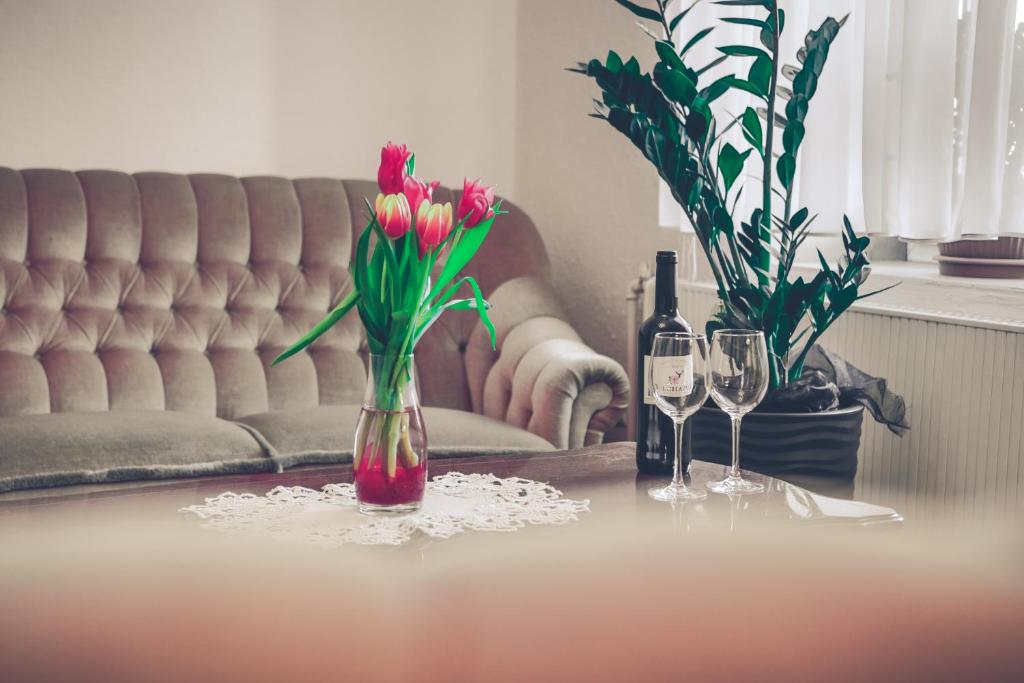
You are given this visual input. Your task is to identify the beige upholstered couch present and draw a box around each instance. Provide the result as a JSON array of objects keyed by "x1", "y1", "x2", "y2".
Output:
[{"x1": 0, "y1": 169, "x2": 629, "y2": 494}]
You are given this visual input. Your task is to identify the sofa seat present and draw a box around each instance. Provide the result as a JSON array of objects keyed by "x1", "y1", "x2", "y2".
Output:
[
  {"x1": 0, "y1": 411, "x2": 274, "y2": 495},
  {"x1": 236, "y1": 405, "x2": 556, "y2": 469}
]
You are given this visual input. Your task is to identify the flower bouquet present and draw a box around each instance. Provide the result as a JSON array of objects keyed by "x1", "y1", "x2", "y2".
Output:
[{"x1": 273, "y1": 143, "x2": 500, "y2": 512}]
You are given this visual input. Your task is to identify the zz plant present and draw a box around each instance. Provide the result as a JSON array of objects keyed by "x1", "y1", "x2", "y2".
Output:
[{"x1": 574, "y1": 0, "x2": 893, "y2": 391}]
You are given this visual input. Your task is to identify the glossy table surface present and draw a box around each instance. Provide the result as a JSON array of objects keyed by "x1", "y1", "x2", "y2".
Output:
[
  {"x1": 2, "y1": 444, "x2": 1022, "y2": 683},
  {"x1": 0, "y1": 442, "x2": 901, "y2": 531}
]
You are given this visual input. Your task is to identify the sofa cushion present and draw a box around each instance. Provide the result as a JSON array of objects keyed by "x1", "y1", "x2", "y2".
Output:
[
  {"x1": 236, "y1": 405, "x2": 554, "y2": 469},
  {"x1": 0, "y1": 411, "x2": 273, "y2": 494}
]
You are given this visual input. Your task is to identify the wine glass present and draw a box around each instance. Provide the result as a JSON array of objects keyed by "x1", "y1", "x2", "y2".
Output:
[
  {"x1": 706, "y1": 329, "x2": 769, "y2": 495},
  {"x1": 647, "y1": 332, "x2": 709, "y2": 503}
]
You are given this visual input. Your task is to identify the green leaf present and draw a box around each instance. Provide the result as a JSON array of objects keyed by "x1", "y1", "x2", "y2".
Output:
[
  {"x1": 655, "y1": 66, "x2": 697, "y2": 104},
  {"x1": 426, "y1": 217, "x2": 494, "y2": 303},
  {"x1": 423, "y1": 276, "x2": 496, "y2": 350},
  {"x1": 726, "y1": 76, "x2": 768, "y2": 100},
  {"x1": 776, "y1": 153, "x2": 796, "y2": 190},
  {"x1": 699, "y1": 74, "x2": 733, "y2": 103},
  {"x1": 272, "y1": 287, "x2": 359, "y2": 365},
  {"x1": 791, "y1": 207, "x2": 809, "y2": 229},
  {"x1": 741, "y1": 107, "x2": 762, "y2": 154},
  {"x1": 655, "y1": 40, "x2": 684, "y2": 71},
  {"x1": 611, "y1": 0, "x2": 661, "y2": 22},
  {"x1": 718, "y1": 142, "x2": 751, "y2": 193},
  {"x1": 714, "y1": 0, "x2": 770, "y2": 6},
  {"x1": 782, "y1": 120, "x2": 805, "y2": 154},
  {"x1": 696, "y1": 54, "x2": 728, "y2": 76},
  {"x1": 680, "y1": 26, "x2": 715, "y2": 57},
  {"x1": 669, "y1": 0, "x2": 701, "y2": 33},
  {"x1": 718, "y1": 45, "x2": 771, "y2": 60},
  {"x1": 720, "y1": 17, "x2": 767, "y2": 29},
  {"x1": 747, "y1": 55, "x2": 772, "y2": 96},
  {"x1": 606, "y1": 50, "x2": 623, "y2": 73},
  {"x1": 406, "y1": 153, "x2": 415, "y2": 177}
]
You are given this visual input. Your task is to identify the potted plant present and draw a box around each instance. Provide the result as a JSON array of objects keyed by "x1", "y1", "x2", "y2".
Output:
[{"x1": 574, "y1": 0, "x2": 907, "y2": 480}]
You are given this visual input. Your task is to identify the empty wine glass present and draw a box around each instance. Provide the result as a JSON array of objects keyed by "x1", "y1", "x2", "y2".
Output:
[
  {"x1": 647, "y1": 332, "x2": 709, "y2": 503},
  {"x1": 707, "y1": 329, "x2": 769, "y2": 495}
]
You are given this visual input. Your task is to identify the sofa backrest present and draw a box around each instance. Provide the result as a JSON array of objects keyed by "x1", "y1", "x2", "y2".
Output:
[{"x1": 0, "y1": 169, "x2": 557, "y2": 419}]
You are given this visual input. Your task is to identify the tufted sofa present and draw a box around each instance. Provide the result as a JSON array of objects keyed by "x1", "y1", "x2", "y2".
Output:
[{"x1": 0, "y1": 169, "x2": 630, "y2": 495}]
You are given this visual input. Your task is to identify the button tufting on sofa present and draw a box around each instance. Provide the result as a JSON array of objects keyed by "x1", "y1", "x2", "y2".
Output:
[{"x1": 0, "y1": 169, "x2": 630, "y2": 494}]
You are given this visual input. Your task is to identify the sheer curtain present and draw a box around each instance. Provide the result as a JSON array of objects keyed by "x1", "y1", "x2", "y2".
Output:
[{"x1": 659, "y1": 0, "x2": 1024, "y2": 243}]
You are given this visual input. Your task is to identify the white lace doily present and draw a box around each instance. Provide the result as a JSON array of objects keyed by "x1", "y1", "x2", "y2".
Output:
[{"x1": 180, "y1": 472, "x2": 590, "y2": 547}]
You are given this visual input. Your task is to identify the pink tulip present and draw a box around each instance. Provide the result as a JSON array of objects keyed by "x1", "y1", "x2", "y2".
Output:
[
  {"x1": 375, "y1": 192, "x2": 412, "y2": 239},
  {"x1": 456, "y1": 178, "x2": 496, "y2": 228},
  {"x1": 403, "y1": 176, "x2": 440, "y2": 218},
  {"x1": 416, "y1": 201, "x2": 453, "y2": 257},
  {"x1": 377, "y1": 142, "x2": 412, "y2": 195}
]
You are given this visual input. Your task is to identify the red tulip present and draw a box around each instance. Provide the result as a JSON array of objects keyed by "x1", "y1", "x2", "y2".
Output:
[
  {"x1": 377, "y1": 142, "x2": 412, "y2": 195},
  {"x1": 403, "y1": 176, "x2": 440, "y2": 218},
  {"x1": 375, "y1": 192, "x2": 412, "y2": 238},
  {"x1": 416, "y1": 201, "x2": 453, "y2": 257},
  {"x1": 456, "y1": 178, "x2": 496, "y2": 228}
]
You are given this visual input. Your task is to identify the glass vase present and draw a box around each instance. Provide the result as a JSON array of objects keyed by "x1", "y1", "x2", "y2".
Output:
[{"x1": 353, "y1": 354, "x2": 428, "y2": 514}]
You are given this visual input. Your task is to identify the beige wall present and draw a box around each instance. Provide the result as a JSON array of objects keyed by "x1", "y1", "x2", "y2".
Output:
[
  {"x1": 0, "y1": 0, "x2": 518, "y2": 193},
  {"x1": 515, "y1": 0, "x2": 681, "y2": 363},
  {"x1": 0, "y1": 0, "x2": 673, "y2": 366}
]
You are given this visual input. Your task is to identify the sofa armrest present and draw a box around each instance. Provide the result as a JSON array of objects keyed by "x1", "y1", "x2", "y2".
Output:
[{"x1": 481, "y1": 316, "x2": 630, "y2": 449}]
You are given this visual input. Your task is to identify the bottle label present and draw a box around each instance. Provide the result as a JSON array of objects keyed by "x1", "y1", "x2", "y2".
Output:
[{"x1": 645, "y1": 355, "x2": 693, "y2": 402}]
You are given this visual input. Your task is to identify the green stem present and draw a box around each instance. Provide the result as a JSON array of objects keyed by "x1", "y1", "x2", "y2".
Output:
[{"x1": 759, "y1": 2, "x2": 781, "y2": 287}]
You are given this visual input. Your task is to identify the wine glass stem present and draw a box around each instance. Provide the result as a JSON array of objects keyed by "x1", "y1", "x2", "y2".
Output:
[
  {"x1": 730, "y1": 415, "x2": 742, "y2": 478},
  {"x1": 672, "y1": 419, "x2": 685, "y2": 487}
]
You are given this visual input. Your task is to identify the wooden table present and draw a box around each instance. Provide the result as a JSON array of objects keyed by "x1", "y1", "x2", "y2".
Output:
[
  {"x1": 2, "y1": 444, "x2": 1021, "y2": 682},
  {"x1": 0, "y1": 442, "x2": 899, "y2": 531}
]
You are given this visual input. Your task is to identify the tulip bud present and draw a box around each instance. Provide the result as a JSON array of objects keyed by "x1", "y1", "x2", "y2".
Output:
[
  {"x1": 416, "y1": 201, "x2": 453, "y2": 257},
  {"x1": 403, "y1": 176, "x2": 440, "y2": 220},
  {"x1": 377, "y1": 142, "x2": 412, "y2": 195},
  {"x1": 375, "y1": 192, "x2": 412, "y2": 239},
  {"x1": 456, "y1": 178, "x2": 496, "y2": 229}
]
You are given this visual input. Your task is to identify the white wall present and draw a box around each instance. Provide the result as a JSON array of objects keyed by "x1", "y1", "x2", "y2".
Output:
[
  {"x1": 515, "y1": 0, "x2": 681, "y2": 363},
  {"x1": 0, "y1": 0, "x2": 518, "y2": 193},
  {"x1": 0, "y1": 0, "x2": 669, "y2": 366}
]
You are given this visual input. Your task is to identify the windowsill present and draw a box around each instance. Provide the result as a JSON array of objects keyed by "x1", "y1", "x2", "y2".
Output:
[
  {"x1": 677, "y1": 234, "x2": 1024, "y2": 332},
  {"x1": 792, "y1": 260, "x2": 1024, "y2": 332}
]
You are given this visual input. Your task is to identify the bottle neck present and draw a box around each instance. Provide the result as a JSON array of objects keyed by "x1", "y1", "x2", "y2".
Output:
[{"x1": 653, "y1": 260, "x2": 678, "y2": 314}]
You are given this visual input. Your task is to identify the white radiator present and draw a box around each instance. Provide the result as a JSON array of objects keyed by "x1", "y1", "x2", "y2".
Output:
[{"x1": 630, "y1": 275, "x2": 1024, "y2": 521}]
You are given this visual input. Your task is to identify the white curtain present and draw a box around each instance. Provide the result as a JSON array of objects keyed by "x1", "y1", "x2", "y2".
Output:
[{"x1": 659, "y1": 0, "x2": 1024, "y2": 243}]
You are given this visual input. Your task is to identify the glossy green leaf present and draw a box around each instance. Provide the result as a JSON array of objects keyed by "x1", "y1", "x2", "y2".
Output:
[
  {"x1": 790, "y1": 207, "x2": 809, "y2": 229},
  {"x1": 611, "y1": 0, "x2": 661, "y2": 22},
  {"x1": 747, "y1": 55, "x2": 772, "y2": 96},
  {"x1": 741, "y1": 107, "x2": 762, "y2": 154},
  {"x1": 655, "y1": 41, "x2": 684, "y2": 71},
  {"x1": 655, "y1": 67, "x2": 697, "y2": 104},
  {"x1": 721, "y1": 17, "x2": 767, "y2": 29},
  {"x1": 680, "y1": 26, "x2": 715, "y2": 57},
  {"x1": 726, "y1": 76, "x2": 768, "y2": 100},
  {"x1": 669, "y1": 0, "x2": 701, "y2": 33},
  {"x1": 426, "y1": 217, "x2": 494, "y2": 304},
  {"x1": 699, "y1": 75, "x2": 733, "y2": 103},
  {"x1": 719, "y1": 45, "x2": 771, "y2": 60},
  {"x1": 718, "y1": 142, "x2": 751, "y2": 193},
  {"x1": 782, "y1": 120, "x2": 804, "y2": 154},
  {"x1": 776, "y1": 153, "x2": 796, "y2": 190}
]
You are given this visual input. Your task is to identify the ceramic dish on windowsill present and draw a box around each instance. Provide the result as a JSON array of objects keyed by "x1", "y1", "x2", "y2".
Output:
[{"x1": 936, "y1": 236, "x2": 1024, "y2": 278}]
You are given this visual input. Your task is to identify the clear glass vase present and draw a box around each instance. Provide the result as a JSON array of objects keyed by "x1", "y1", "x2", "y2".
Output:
[{"x1": 353, "y1": 354, "x2": 428, "y2": 514}]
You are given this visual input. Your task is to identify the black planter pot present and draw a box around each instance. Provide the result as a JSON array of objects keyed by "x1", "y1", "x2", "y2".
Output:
[{"x1": 691, "y1": 404, "x2": 864, "y2": 484}]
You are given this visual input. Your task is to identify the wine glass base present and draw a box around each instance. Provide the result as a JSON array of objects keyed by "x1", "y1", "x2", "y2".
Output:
[
  {"x1": 648, "y1": 482, "x2": 708, "y2": 502},
  {"x1": 706, "y1": 475, "x2": 764, "y2": 496}
]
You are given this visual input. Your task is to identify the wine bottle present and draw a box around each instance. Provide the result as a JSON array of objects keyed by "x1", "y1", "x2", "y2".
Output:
[{"x1": 636, "y1": 250, "x2": 693, "y2": 475}]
